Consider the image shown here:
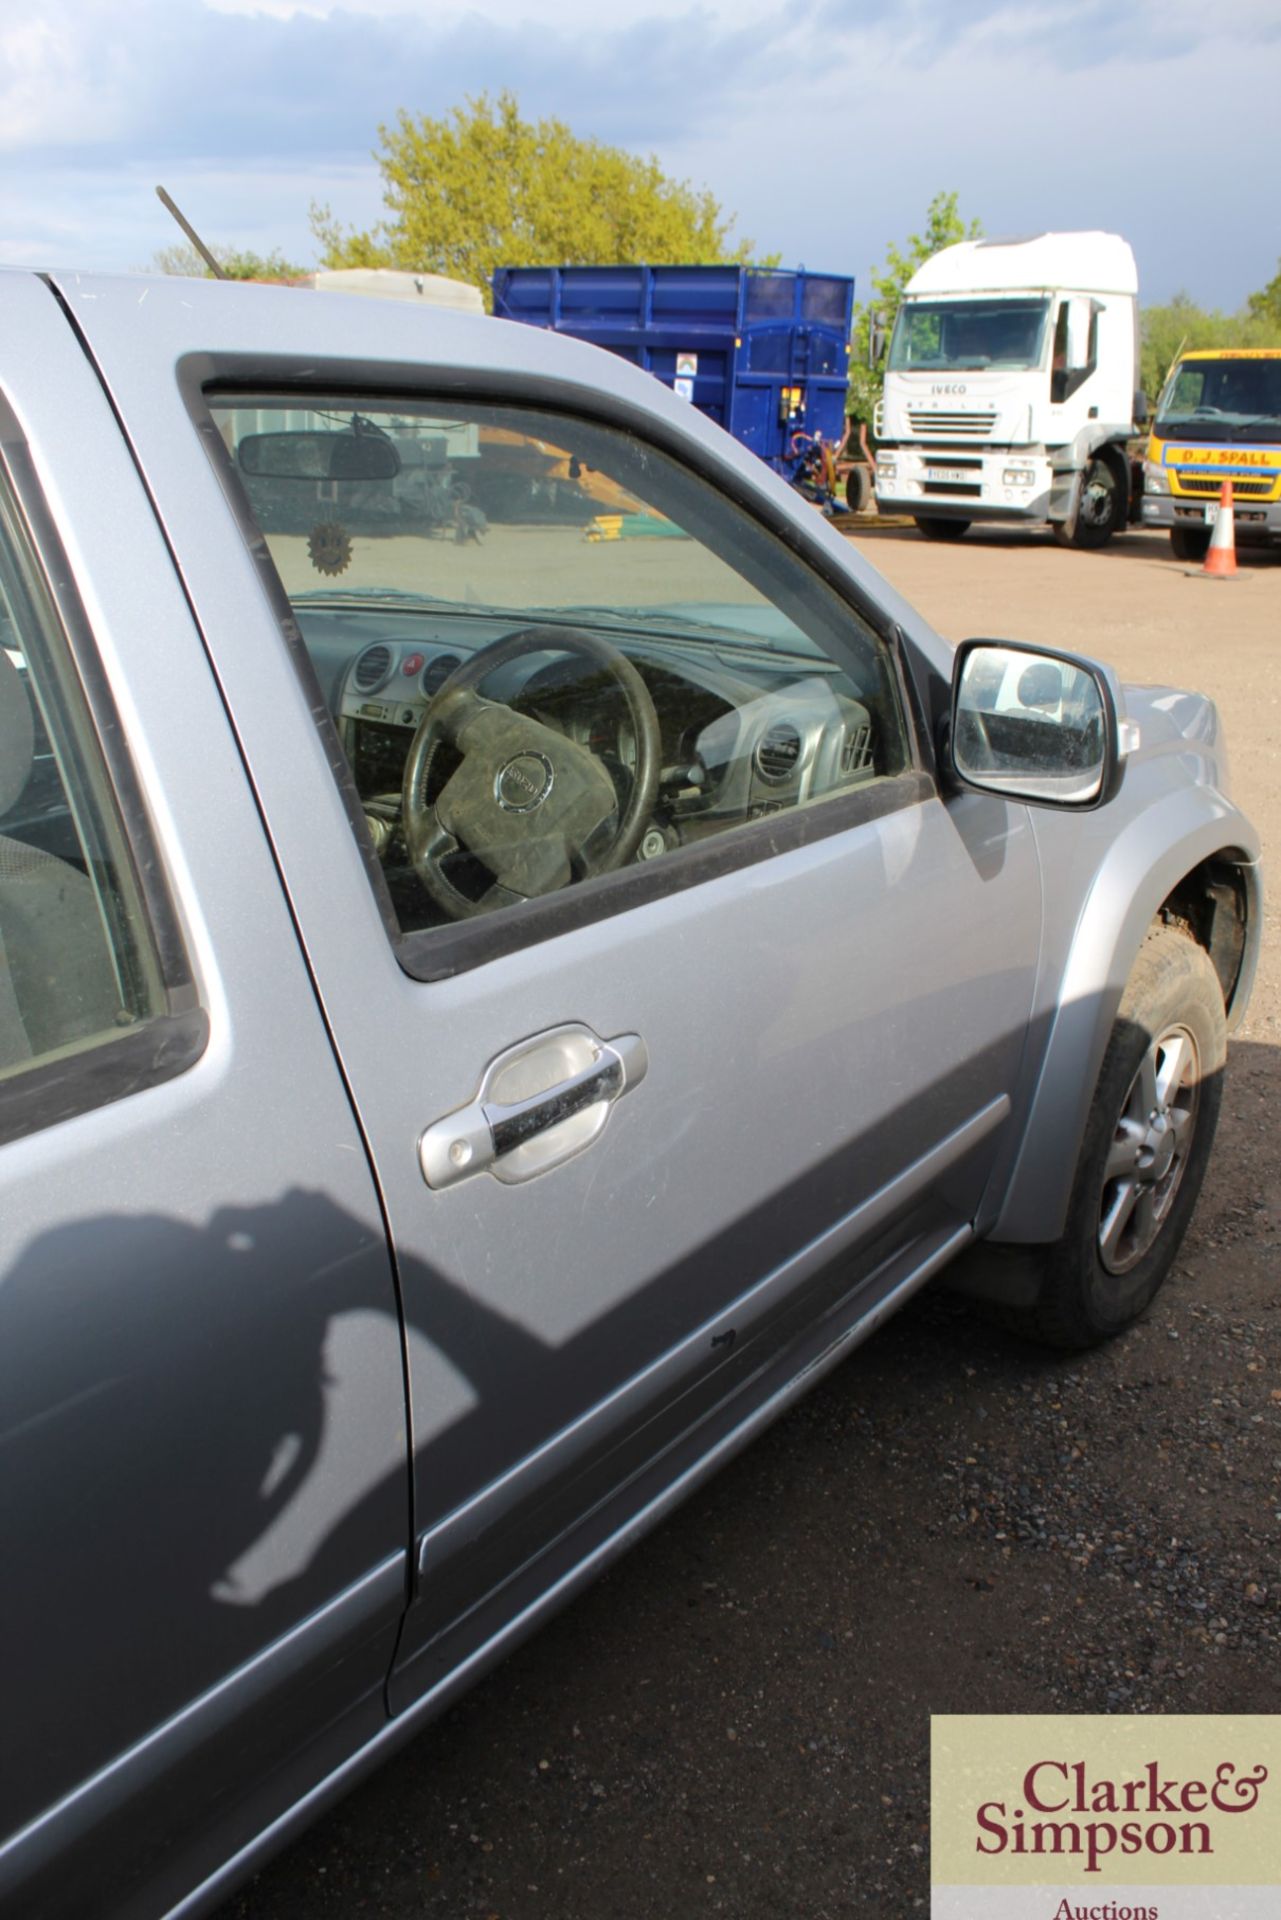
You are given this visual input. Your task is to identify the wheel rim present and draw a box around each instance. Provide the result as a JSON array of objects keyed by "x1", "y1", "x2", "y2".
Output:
[
  {"x1": 1080, "y1": 461, "x2": 1117, "y2": 530},
  {"x1": 1098, "y1": 1023, "x2": 1200, "y2": 1274}
]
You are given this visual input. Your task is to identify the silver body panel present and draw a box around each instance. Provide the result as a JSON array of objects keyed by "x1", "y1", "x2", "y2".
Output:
[
  {"x1": 0, "y1": 275, "x2": 409, "y2": 1918},
  {"x1": 0, "y1": 269, "x2": 1261, "y2": 1919}
]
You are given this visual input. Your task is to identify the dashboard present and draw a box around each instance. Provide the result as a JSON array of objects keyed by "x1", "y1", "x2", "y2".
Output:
[{"x1": 294, "y1": 600, "x2": 882, "y2": 925}]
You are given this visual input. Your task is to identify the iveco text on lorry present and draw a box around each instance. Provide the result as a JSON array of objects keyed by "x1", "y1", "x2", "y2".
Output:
[
  {"x1": 1140, "y1": 347, "x2": 1281, "y2": 561},
  {"x1": 873, "y1": 232, "x2": 1143, "y2": 547}
]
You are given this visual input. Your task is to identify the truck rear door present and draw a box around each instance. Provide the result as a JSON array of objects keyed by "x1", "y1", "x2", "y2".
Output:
[{"x1": 0, "y1": 274, "x2": 410, "y2": 1919}]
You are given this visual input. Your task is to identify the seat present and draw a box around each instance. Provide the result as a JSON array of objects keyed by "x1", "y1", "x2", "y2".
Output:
[{"x1": 0, "y1": 648, "x2": 124, "y2": 1070}]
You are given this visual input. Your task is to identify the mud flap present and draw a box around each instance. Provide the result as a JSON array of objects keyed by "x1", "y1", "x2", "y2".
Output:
[
  {"x1": 1049, "y1": 466, "x2": 1082, "y2": 541},
  {"x1": 940, "y1": 1241, "x2": 1041, "y2": 1307}
]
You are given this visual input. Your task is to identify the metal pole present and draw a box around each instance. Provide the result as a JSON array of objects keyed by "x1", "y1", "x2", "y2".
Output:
[{"x1": 155, "y1": 187, "x2": 228, "y2": 279}]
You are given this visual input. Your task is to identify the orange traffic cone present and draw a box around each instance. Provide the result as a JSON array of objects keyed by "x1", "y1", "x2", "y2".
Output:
[{"x1": 1200, "y1": 479, "x2": 1238, "y2": 578}]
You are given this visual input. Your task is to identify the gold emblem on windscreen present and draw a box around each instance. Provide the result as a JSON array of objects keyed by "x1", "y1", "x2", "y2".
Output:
[{"x1": 307, "y1": 522, "x2": 353, "y2": 576}]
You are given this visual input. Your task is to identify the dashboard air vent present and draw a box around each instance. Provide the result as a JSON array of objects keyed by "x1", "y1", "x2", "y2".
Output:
[
  {"x1": 755, "y1": 721, "x2": 803, "y2": 784},
  {"x1": 421, "y1": 653, "x2": 462, "y2": 698},
  {"x1": 843, "y1": 721, "x2": 874, "y2": 774},
  {"x1": 352, "y1": 644, "x2": 393, "y2": 693}
]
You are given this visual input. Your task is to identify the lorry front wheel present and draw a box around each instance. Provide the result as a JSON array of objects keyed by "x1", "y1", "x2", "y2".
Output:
[
  {"x1": 914, "y1": 516, "x2": 970, "y2": 541},
  {"x1": 1170, "y1": 525, "x2": 1211, "y2": 563},
  {"x1": 1054, "y1": 453, "x2": 1125, "y2": 549}
]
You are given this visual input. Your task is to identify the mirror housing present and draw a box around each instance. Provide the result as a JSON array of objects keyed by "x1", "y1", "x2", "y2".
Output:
[
  {"x1": 947, "y1": 639, "x2": 1125, "y2": 810},
  {"x1": 1063, "y1": 296, "x2": 1093, "y2": 371},
  {"x1": 868, "y1": 311, "x2": 888, "y2": 368}
]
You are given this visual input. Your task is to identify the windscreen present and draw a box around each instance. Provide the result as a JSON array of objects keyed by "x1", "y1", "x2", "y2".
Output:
[
  {"x1": 888, "y1": 298, "x2": 1051, "y2": 372},
  {"x1": 1156, "y1": 358, "x2": 1281, "y2": 443}
]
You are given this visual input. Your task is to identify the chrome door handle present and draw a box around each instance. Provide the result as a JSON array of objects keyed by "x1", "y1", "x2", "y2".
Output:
[{"x1": 419, "y1": 1024, "x2": 648, "y2": 1190}]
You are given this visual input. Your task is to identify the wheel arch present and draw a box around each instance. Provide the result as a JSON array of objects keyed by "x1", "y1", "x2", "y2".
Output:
[
  {"x1": 985, "y1": 794, "x2": 1261, "y2": 1246},
  {"x1": 1069, "y1": 422, "x2": 1137, "y2": 468}
]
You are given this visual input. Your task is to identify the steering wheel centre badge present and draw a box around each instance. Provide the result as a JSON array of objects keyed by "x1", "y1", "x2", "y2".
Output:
[{"x1": 495, "y1": 752, "x2": 554, "y2": 813}]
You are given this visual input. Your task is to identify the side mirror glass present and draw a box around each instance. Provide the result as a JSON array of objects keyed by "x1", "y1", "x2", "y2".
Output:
[
  {"x1": 950, "y1": 640, "x2": 1121, "y2": 808},
  {"x1": 868, "y1": 312, "x2": 887, "y2": 367}
]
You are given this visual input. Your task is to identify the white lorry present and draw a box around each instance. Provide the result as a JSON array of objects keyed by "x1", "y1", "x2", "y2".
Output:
[{"x1": 872, "y1": 231, "x2": 1143, "y2": 547}]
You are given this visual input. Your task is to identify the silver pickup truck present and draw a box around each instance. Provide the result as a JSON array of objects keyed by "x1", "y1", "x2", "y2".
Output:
[{"x1": 0, "y1": 270, "x2": 1261, "y2": 1920}]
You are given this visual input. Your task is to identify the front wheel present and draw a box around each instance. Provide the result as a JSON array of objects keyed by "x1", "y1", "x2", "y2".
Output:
[
  {"x1": 995, "y1": 926, "x2": 1226, "y2": 1349},
  {"x1": 1053, "y1": 453, "x2": 1126, "y2": 549},
  {"x1": 914, "y1": 516, "x2": 970, "y2": 541},
  {"x1": 1170, "y1": 524, "x2": 1211, "y2": 563}
]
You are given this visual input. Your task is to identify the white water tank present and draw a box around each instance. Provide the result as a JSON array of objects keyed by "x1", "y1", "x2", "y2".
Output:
[{"x1": 309, "y1": 268, "x2": 485, "y2": 314}]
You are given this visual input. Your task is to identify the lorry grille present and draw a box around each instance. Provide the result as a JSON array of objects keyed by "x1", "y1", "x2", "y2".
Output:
[
  {"x1": 1172, "y1": 473, "x2": 1277, "y2": 500},
  {"x1": 906, "y1": 409, "x2": 997, "y2": 437}
]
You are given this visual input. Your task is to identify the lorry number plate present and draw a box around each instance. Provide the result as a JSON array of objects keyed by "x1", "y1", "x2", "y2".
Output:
[{"x1": 928, "y1": 467, "x2": 971, "y2": 483}]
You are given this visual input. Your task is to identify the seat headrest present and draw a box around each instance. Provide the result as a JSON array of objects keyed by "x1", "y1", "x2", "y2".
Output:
[{"x1": 0, "y1": 648, "x2": 35, "y2": 818}]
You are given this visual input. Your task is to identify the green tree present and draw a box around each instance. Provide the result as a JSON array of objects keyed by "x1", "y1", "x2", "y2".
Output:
[
  {"x1": 1246, "y1": 258, "x2": 1281, "y2": 328},
  {"x1": 311, "y1": 91, "x2": 764, "y2": 304},
  {"x1": 1141, "y1": 291, "x2": 1281, "y2": 403},
  {"x1": 150, "y1": 242, "x2": 306, "y2": 281},
  {"x1": 847, "y1": 191, "x2": 983, "y2": 433}
]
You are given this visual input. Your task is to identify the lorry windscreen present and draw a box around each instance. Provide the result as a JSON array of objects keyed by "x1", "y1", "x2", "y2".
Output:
[
  {"x1": 1156, "y1": 359, "x2": 1281, "y2": 442},
  {"x1": 888, "y1": 298, "x2": 1051, "y2": 373}
]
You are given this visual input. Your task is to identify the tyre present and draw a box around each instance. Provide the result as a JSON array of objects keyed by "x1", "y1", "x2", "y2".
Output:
[
  {"x1": 845, "y1": 465, "x2": 872, "y2": 513},
  {"x1": 1053, "y1": 453, "x2": 1125, "y2": 549},
  {"x1": 914, "y1": 516, "x2": 970, "y2": 541},
  {"x1": 1170, "y1": 524, "x2": 1211, "y2": 563},
  {"x1": 996, "y1": 926, "x2": 1226, "y2": 1349}
]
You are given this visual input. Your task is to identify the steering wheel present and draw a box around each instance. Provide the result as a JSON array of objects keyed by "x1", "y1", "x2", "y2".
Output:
[{"x1": 401, "y1": 625, "x2": 662, "y2": 920}]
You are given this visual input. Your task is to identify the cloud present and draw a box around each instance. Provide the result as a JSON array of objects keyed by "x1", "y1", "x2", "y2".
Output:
[
  {"x1": 3, "y1": 0, "x2": 1280, "y2": 304},
  {"x1": 0, "y1": 0, "x2": 815, "y2": 162}
]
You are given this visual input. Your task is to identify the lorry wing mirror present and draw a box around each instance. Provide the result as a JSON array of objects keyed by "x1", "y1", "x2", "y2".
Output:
[
  {"x1": 948, "y1": 639, "x2": 1124, "y2": 809},
  {"x1": 868, "y1": 312, "x2": 887, "y2": 367},
  {"x1": 1133, "y1": 389, "x2": 1150, "y2": 428},
  {"x1": 1064, "y1": 297, "x2": 1093, "y2": 372}
]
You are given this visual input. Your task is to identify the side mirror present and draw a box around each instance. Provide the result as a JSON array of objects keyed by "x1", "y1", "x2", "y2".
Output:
[
  {"x1": 1063, "y1": 296, "x2": 1093, "y2": 371},
  {"x1": 1133, "y1": 389, "x2": 1150, "y2": 429},
  {"x1": 868, "y1": 312, "x2": 888, "y2": 368},
  {"x1": 948, "y1": 639, "x2": 1124, "y2": 809}
]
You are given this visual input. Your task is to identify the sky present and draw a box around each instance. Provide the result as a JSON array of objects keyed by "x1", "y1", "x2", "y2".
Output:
[{"x1": 2, "y1": 0, "x2": 1279, "y2": 310}]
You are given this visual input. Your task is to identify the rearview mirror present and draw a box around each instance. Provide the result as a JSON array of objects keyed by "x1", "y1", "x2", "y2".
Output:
[
  {"x1": 238, "y1": 430, "x2": 401, "y2": 481},
  {"x1": 949, "y1": 639, "x2": 1123, "y2": 808}
]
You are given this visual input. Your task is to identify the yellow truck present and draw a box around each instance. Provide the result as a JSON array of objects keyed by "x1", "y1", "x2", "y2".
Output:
[{"x1": 1140, "y1": 346, "x2": 1281, "y2": 560}]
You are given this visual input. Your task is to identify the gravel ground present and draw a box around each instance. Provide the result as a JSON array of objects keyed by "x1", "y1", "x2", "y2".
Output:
[{"x1": 222, "y1": 524, "x2": 1280, "y2": 1920}]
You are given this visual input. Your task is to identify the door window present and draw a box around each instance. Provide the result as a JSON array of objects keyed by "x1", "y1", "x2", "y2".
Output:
[
  {"x1": 208, "y1": 395, "x2": 913, "y2": 957},
  {"x1": 0, "y1": 461, "x2": 198, "y2": 1138},
  {"x1": 1051, "y1": 301, "x2": 1100, "y2": 404}
]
